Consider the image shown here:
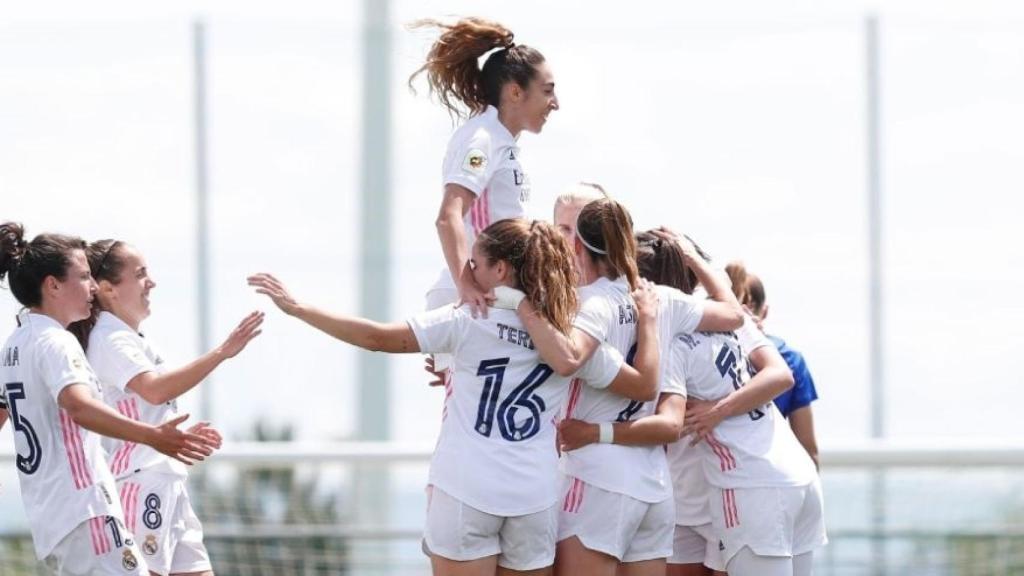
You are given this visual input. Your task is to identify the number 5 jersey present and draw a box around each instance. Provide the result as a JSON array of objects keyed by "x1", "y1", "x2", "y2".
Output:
[{"x1": 0, "y1": 312, "x2": 121, "y2": 560}]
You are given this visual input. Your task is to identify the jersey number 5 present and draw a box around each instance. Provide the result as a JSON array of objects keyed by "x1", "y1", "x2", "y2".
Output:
[
  {"x1": 475, "y1": 358, "x2": 553, "y2": 442},
  {"x1": 5, "y1": 382, "x2": 42, "y2": 475}
]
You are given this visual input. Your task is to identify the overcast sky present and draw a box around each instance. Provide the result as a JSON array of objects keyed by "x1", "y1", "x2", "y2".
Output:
[{"x1": 2, "y1": 0, "x2": 1023, "y2": 458}]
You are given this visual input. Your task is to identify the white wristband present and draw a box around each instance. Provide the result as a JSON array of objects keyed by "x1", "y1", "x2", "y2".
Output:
[
  {"x1": 492, "y1": 286, "x2": 527, "y2": 310},
  {"x1": 598, "y1": 423, "x2": 614, "y2": 444}
]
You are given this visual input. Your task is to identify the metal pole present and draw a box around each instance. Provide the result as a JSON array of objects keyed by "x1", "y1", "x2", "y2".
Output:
[
  {"x1": 866, "y1": 13, "x2": 887, "y2": 576},
  {"x1": 356, "y1": 1, "x2": 392, "y2": 572},
  {"x1": 194, "y1": 19, "x2": 213, "y2": 423}
]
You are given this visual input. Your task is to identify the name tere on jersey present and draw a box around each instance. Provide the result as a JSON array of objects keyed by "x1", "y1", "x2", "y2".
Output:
[{"x1": 497, "y1": 323, "x2": 535, "y2": 351}]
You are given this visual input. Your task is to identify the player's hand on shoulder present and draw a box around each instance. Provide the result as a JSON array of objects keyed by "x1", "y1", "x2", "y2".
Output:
[
  {"x1": 456, "y1": 261, "x2": 494, "y2": 319},
  {"x1": 631, "y1": 278, "x2": 659, "y2": 322}
]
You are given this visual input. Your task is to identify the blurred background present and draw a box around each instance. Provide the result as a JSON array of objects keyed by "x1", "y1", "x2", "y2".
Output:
[{"x1": 2, "y1": 0, "x2": 1024, "y2": 573}]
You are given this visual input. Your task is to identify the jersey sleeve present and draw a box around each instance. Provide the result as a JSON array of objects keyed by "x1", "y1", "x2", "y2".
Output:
[
  {"x1": 37, "y1": 331, "x2": 97, "y2": 400},
  {"x1": 786, "y1": 349, "x2": 819, "y2": 411},
  {"x1": 407, "y1": 305, "x2": 468, "y2": 355},
  {"x1": 736, "y1": 315, "x2": 771, "y2": 354},
  {"x1": 660, "y1": 340, "x2": 688, "y2": 397},
  {"x1": 443, "y1": 129, "x2": 495, "y2": 197},
  {"x1": 91, "y1": 331, "x2": 158, "y2": 392},
  {"x1": 574, "y1": 342, "x2": 624, "y2": 390},
  {"x1": 572, "y1": 294, "x2": 612, "y2": 343},
  {"x1": 0, "y1": 384, "x2": 7, "y2": 409},
  {"x1": 662, "y1": 287, "x2": 706, "y2": 336}
]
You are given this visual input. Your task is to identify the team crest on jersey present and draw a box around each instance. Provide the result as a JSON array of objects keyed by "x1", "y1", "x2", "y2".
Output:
[
  {"x1": 143, "y1": 534, "x2": 159, "y2": 556},
  {"x1": 122, "y1": 549, "x2": 139, "y2": 570},
  {"x1": 462, "y1": 149, "x2": 487, "y2": 174}
]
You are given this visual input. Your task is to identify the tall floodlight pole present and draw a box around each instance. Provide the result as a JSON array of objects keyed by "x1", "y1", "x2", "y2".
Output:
[
  {"x1": 358, "y1": 0, "x2": 391, "y2": 449},
  {"x1": 866, "y1": 13, "x2": 886, "y2": 576},
  {"x1": 356, "y1": 0, "x2": 392, "y2": 569},
  {"x1": 194, "y1": 19, "x2": 213, "y2": 423}
]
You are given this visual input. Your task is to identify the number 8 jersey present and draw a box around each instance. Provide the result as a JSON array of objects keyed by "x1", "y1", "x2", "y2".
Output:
[
  {"x1": 409, "y1": 304, "x2": 624, "y2": 517},
  {"x1": 0, "y1": 313, "x2": 121, "y2": 560}
]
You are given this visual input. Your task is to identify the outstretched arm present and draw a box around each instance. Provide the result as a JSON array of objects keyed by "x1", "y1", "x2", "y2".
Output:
[
  {"x1": 128, "y1": 311, "x2": 264, "y2": 405},
  {"x1": 249, "y1": 273, "x2": 420, "y2": 353},
  {"x1": 58, "y1": 384, "x2": 216, "y2": 465}
]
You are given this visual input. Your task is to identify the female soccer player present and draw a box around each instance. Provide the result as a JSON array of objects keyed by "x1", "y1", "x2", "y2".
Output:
[
  {"x1": 557, "y1": 229, "x2": 727, "y2": 576},
  {"x1": 652, "y1": 246, "x2": 826, "y2": 576},
  {"x1": 0, "y1": 222, "x2": 215, "y2": 575},
  {"x1": 726, "y1": 263, "x2": 821, "y2": 469},
  {"x1": 250, "y1": 218, "x2": 659, "y2": 576},
  {"x1": 69, "y1": 239, "x2": 263, "y2": 576},
  {"x1": 411, "y1": 17, "x2": 559, "y2": 319},
  {"x1": 552, "y1": 182, "x2": 608, "y2": 243},
  {"x1": 515, "y1": 200, "x2": 744, "y2": 576}
]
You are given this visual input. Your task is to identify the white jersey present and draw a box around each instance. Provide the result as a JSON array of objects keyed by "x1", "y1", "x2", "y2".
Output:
[
  {"x1": 409, "y1": 304, "x2": 623, "y2": 517},
  {"x1": 562, "y1": 277, "x2": 705, "y2": 503},
  {"x1": 87, "y1": 311, "x2": 186, "y2": 478},
  {"x1": 430, "y1": 106, "x2": 532, "y2": 296},
  {"x1": 677, "y1": 316, "x2": 817, "y2": 489},
  {"x1": 0, "y1": 313, "x2": 121, "y2": 559},
  {"x1": 665, "y1": 336, "x2": 712, "y2": 526}
]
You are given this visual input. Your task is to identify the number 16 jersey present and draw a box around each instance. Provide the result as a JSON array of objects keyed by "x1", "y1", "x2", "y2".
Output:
[{"x1": 409, "y1": 304, "x2": 623, "y2": 517}]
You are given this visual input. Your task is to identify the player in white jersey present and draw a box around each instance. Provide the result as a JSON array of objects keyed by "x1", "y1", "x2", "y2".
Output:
[
  {"x1": 250, "y1": 218, "x2": 661, "y2": 576},
  {"x1": 516, "y1": 201, "x2": 745, "y2": 576},
  {"x1": 556, "y1": 230, "x2": 729, "y2": 576},
  {"x1": 630, "y1": 235, "x2": 827, "y2": 575},
  {"x1": 411, "y1": 17, "x2": 559, "y2": 320},
  {"x1": 66, "y1": 239, "x2": 263, "y2": 576},
  {"x1": 0, "y1": 222, "x2": 217, "y2": 575}
]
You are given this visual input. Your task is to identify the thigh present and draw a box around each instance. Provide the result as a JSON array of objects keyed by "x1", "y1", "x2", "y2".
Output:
[
  {"x1": 432, "y1": 554, "x2": 499, "y2": 576},
  {"x1": 554, "y1": 536, "x2": 617, "y2": 576},
  {"x1": 726, "y1": 546, "x2": 793, "y2": 576},
  {"x1": 666, "y1": 564, "x2": 714, "y2": 576},
  {"x1": 617, "y1": 558, "x2": 666, "y2": 576}
]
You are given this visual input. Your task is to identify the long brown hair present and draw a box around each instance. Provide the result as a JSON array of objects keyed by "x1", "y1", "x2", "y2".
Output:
[
  {"x1": 68, "y1": 239, "x2": 129, "y2": 350},
  {"x1": 575, "y1": 199, "x2": 640, "y2": 290},
  {"x1": 636, "y1": 230, "x2": 711, "y2": 294},
  {"x1": 409, "y1": 17, "x2": 546, "y2": 119},
  {"x1": 476, "y1": 219, "x2": 577, "y2": 335},
  {"x1": 726, "y1": 261, "x2": 766, "y2": 316}
]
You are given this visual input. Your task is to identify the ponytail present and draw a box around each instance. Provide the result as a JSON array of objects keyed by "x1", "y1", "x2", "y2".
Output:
[
  {"x1": 68, "y1": 239, "x2": 127, "y2": 350},
  {"x1": 576, "y1": 199, "x2": 640, "y2": 290},
  {"x1": 723, "y1": 261, "x2": 750, "y2": 306},
  {"x1": 0, "y1": 221, "x2": 85, "y2": 309},
  {"x1": 409, "y1": 17, "x2": 545, "y2": 119},
  {"x1": 476, "y1": 219, "x2": 577, "y2": 335}
]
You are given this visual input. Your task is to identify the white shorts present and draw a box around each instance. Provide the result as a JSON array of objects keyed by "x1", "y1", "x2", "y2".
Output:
[
  {"x1": 44, "y1": 515, "x2": 148, "y2": 576},
  {"x1": 118, "y1": 470, "x2": 212, "y2": 575},
  {"x1": 423, "y1": 485, "x2": 558, "y2": 571},
  {"x1": 710, "y1": 478, "x2": 828, "y2": 565},
  {"x1": 557, "y1": 476, "x2": 674, "y2": 563},
  {"x1": 425, "y1": 281, "x2": 458, "y2": 372},
  {"x1": 668, "y1": 523, "x2": 725, "y2": 571}
]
